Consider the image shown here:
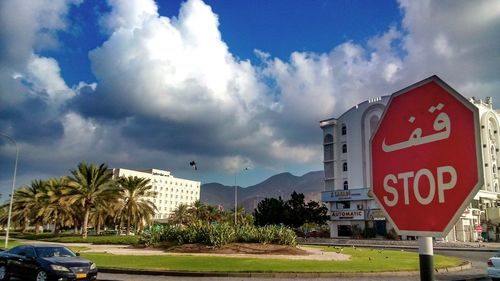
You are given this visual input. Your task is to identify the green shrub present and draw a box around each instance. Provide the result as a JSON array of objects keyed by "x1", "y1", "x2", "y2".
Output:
[
  {"x1": 235, "y1": 225, "x2": 259, "y2": 243},
  {"x1": 363, "y1": 227, "x2": 376, "y2": 238},
  {"x1": 206, "y1": 223, "x2": 235, "y2": 247},
  {"x1": 141, "y1": 223, "x2": 296, "y2": 248}
]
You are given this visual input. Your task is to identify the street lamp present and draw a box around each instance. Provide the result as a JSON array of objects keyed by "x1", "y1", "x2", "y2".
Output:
[
  {"x1": 234, "y1": 167, "x2": 249, "y2": 225},
  {"x1": 0, "y1": 133, "x2": 19, "y2": 249}
]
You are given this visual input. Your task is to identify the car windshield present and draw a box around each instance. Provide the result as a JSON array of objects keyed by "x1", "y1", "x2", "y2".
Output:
[{"x1": 35, "y1": 247, "x2": 76, "y2": 258}]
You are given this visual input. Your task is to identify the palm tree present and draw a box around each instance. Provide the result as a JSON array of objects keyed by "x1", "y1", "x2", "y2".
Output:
[
  {"x1": 188, "y1": 200, "x2": 208, "y2": 222},
  {"x1": 169, "y1": 204, "x2": 191, "y2": 225},
  {"x1": 206, "y1": 205, "x2": 222, "y2": 223},
  {"x1": 66, "y1": 162, "x2": 116, "y2": 239},
  {"x1": 39, "y1": 177, "x2": 76, "y2": 236},
  {"x1": 11, "y1": 180, "x2": 46, "y2": 234},
  {"x1": 90, "y1": 199, "x2": 118, "y2": 235},
  {"x1": 116, "y1": 176, "x2": 157, "y2": 235}
]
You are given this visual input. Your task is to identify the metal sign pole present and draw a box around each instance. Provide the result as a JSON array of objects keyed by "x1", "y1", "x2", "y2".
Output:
[{"x1": 419, "y1": 236, "x2": 434, "y2": 281}]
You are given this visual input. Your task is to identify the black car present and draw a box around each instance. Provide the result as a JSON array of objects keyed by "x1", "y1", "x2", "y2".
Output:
[{"x1": 0, "y1": 244, "x2": 97, "y2": 281}]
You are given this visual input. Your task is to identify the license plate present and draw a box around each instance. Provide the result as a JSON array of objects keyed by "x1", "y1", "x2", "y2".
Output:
[{"x1": 76, "y1": 273, "x2": 87, "y2": 278}]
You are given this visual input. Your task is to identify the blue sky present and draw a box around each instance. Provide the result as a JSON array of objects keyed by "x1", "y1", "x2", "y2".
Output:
[{"x1": 1, "y1": 0, "x2": 499, "y2": 198}]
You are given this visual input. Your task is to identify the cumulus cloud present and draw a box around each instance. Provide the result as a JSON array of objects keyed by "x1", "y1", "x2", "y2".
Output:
[
  {"x1": 76, "y1": 0, "x2": 310, "y2": 172},
  {"x1": 399, "y1": 0, "x2": 500, "y2": 101},
  {"x1": 86, "y1": 0, "x2": 268, "y2": 123}
]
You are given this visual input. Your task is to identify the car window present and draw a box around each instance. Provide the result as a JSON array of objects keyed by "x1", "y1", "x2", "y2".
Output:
[
  {"x1": 495, "y1": 252, "x2": 500, "y2": 258},
  {"x1": 24, "y1": 247, "x2": 36, "y2": 258},
  {"x1": 7, "y1": 246, "x2": 24, "y2": 255},
  {"x1": 35, "y1": 247, "x2": 76, "y2": 258}
]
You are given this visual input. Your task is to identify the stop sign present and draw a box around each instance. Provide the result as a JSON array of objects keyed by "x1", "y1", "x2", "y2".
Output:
[{"x1": 370, "y1": 75, "x2": 483, "y2": 237}]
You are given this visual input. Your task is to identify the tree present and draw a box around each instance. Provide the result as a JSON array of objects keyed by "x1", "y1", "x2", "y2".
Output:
[
  {"x1": 90, "y1": 199, "x2": 118, "y2": 235},
  {"x1": 169, "y1": 204, "x2": 191, "y2": 225},
  {"x1": 253, "y1": 197, "x2": 288, "y2": 226},
  {"x1": 253, "y1": 191, "x2": 329, "y2": 228},
  {"x1": 188, "y1": 200, "x2": 208, "y2": 222},
  {"x1": 39, "y1": 177, "x2": 76, "y2": 236},
  {"x1": 11, "y1": 180, "x2": 46, "y2": 234},
  {"x1": 116, "y1": 176, "x2": 157, "y2": 235},
  {"x1": 66, "y1": 162, "x2": 117, "y2": 239},
  {"x1": 305, "y1": 200, "x2": 329, "y2": 225},
  {"x1": 286, "y1": 191, "x2": 307, "y2": 228}
]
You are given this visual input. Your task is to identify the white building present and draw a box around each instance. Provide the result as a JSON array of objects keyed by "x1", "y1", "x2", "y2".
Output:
[
  {"x1": 110, "y1": 168, "x2": 201, "y2": 220},
  {"x1": 320, "y1": 96, "x2": 500, "y2": 241}
]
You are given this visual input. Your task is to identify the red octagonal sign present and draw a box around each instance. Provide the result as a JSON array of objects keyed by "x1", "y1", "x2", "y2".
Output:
[{"x1": 370, "y1": 75, "x2": 483, "y2": 237}]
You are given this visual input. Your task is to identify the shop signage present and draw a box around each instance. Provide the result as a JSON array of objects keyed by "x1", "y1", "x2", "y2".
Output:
[
  {"x1": 321, "y1": 188, "x2": 371, "y2": 202},
  {"x1": 331, "y1": 210, "x2": 365, "y2": 220}
]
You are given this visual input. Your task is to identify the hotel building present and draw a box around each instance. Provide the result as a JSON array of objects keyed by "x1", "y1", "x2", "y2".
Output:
[{"x1": 110, "y1": 168, "x2": 201, "y2": 220}]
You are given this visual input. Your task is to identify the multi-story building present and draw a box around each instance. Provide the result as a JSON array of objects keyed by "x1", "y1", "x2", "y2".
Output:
[
  {"x1": 320, "y1": 96, "x2": 500, "y2": 241},
  {"x1": 110, "y1": 168, "x2": 201, "y2": 220}
]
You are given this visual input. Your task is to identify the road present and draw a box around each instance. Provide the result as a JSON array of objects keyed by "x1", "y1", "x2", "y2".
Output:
[{"x1": 96, "y1": 249, "x2": 494, "y2": 281}]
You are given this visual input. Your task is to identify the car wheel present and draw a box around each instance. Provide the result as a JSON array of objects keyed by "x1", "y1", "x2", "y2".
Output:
[
  {"x1": 35, "y1": 270, "x2": 48, "y2": 281},
  {"x1": 0, "y1": 265, "x2": 8, "y2": 281}
]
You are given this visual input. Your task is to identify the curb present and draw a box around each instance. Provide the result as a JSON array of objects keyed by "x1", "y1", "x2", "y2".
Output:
[
  {"x1": 98, "y1": 261, "x2": 479, "y2": 279},
  {"x1": 299, "y1": 242, "x2": 499, "y2": 252}
]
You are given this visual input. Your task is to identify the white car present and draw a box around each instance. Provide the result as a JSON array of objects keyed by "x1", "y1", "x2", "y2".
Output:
[{"x1": 488, "y1": 252, "x2": 500, "y2": 281}]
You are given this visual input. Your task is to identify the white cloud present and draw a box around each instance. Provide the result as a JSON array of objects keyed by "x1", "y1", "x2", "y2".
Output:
[
  {"x1": 399, "y1": 0, "x2": 500, "y2": 104},
  {"x1": 221, "y1": 156, "x2": 254, "y2": 174},
  {"x1": 26, "y1": 55, "x2": 74, "y2": 106},
  {"x1": 89, "y1": 0, "x2": 269, "y2": 124},
  {"x1": 0, "y1": 0, "x2": 79, "y2": 110}
]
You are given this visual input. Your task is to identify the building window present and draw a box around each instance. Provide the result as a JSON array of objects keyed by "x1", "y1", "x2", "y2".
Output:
[
  {"x1": 343, "y1": 162, "x2": 348, "y2": 172},
  {"x1": 343, "y1": 181, "x2": 348, "y2": 190},
  {"x1": 324, "y1": 134, "x2": 333, "y2": 143},
  {"x1": 325, "y1": 162, "x2": 334, "y2": 179},
  {"x1": 336, "y1": 201, "x2": 350, "y2": 209},
  {"x1": 341, "y1": 124, "x2": 347, "y2": 135},
  {"x1": 324, "y1": 144, "x2": 333, "y2": 161},
  {"x1": 342, "y1": 144, "x2": 347, "y2": 153}
]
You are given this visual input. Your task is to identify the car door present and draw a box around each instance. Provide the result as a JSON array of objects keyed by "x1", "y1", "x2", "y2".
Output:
[
  {"x1": 5, "y1": 246, "x2": 27, "y2": 279},
  {"x1": 8, "y1": 246, "x2": 38, "y2": 280}
]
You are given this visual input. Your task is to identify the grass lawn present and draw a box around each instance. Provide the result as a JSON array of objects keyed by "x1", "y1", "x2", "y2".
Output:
[
  {"x1": 3, "y1": 240, "x2": 90, "y2": 253},
  {"x1": 81, "y1": 246, "x2": 464, "y2": 273},
  {"x1": 13, "y1": 233, "x2": 140, "y2": 245}
]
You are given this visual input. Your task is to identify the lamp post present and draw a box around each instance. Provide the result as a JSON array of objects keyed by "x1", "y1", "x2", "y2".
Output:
[
  {"x1": 234, "y1": 167, "x2": 249, "y2": 226},
  {"x1": 0, "y1": 133, "x2": 19, "y2": 249}
]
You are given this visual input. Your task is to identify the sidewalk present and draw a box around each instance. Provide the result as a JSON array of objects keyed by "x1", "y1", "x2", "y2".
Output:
[{"x1": 299, "y1": 237, "x2": 500, "y2": 252}]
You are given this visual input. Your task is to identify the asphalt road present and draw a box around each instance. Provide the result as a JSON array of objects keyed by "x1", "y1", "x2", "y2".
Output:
[{"x1": 96, "y1": 249, "x2": 495, "y2": 281}]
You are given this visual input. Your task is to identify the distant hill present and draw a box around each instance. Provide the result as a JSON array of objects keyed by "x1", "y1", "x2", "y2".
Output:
[{"x1": 200, "y1": 171, "x2": 324, "y2": 211}]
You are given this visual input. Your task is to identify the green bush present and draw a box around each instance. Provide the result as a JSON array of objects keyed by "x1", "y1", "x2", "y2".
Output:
[
  {"x1": 206, "y1": 223, "x2": 235, "y2": 247},
  {"x1": 141, "y1": 223, "x2": 296, "y2": 247},
  {"x1": 363, "y1": 227, "x2": 376, "y2": 238},
  {"x1": 235, "y1": 225, "x2": 259, "y2": 243}
]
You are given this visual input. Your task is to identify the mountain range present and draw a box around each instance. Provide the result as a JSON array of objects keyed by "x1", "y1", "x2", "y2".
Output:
[{"x1": 200, "y1": 171, "x2": 324, "y2": 211}]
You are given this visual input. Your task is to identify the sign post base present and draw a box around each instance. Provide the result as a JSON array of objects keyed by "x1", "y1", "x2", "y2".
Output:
[{"x1": 419, "y1": 236, "x2": 434, "y2": 281}]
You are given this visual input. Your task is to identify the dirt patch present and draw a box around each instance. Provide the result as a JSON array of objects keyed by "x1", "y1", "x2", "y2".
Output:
[
  {"x1": 163, "y1": 243, "x2": 350, "y2": 261},
  {"x1": 167, "y1": 243, "x2": 308, "y2": 256}
]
